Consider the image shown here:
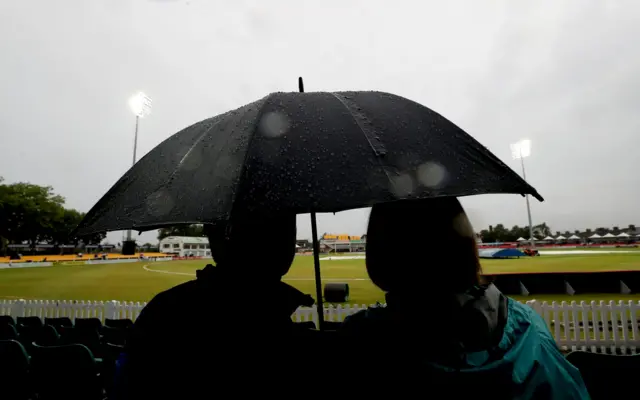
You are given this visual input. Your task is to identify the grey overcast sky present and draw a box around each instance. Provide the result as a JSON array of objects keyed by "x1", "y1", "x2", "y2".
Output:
[{"x1": 1, "y1": 0, "x2": 639, "y2": 244}]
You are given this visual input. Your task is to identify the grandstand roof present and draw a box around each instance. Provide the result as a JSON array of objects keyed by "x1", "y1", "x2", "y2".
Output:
[
  {"x1": 568, "y1": 235, "x2": 580, "y2": 240},
  {"x1": 555, "y1": 235, "x2": 567, "y2": 240},
  {"x1": 159, "y1": 236, "x2": 209, "y2": 244},
  {"x1": 602, "y1": 233, "x2": 616, "y2": 238},
  {"x1": 322, "y1": 233, "x2": 353, "y2": 239}
]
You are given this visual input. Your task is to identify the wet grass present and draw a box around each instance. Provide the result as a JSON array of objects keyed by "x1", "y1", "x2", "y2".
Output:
[{"x1": 0, "y1": 252, "x2": 639, "y2": 304}]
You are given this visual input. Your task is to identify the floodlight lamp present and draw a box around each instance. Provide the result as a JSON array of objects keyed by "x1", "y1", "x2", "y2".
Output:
[
  {"x1": 510, "y1": 139, "x2": 531, "y2": 159},
  {"x1": 129, "y1": 92, "x2": 152, "y2": 118}
]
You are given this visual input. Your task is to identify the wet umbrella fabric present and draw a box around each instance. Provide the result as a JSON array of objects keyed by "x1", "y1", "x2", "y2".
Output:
[{"x1": 75, "y1": 91, "x2": 542, "y2": 236}]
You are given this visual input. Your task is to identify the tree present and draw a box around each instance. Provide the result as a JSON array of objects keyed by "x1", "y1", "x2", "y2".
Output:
[
  {"x1": 80, "y1": 229, "x2": 107, "y2": 245},
  {"x1": 533, "y1": 223, "x2": 552, "y2": 237},
  {"x1": 49, "y1": 208, "x2": 84, "y2": 246},
  {"x1": 478, "y1": 229, "x2": 493, "y2": 243},
  {"x1": 508, "y1": 225, "x2": 529, "y2": 241},
  {"x1": 478, "y1": 224, "x2": 513, "y2": 243},
  {"x1": 492, "y1": 224, "x2": 508, "y2": 240},
  {"x1": 0, "y1": 182, "x2": 66, "y2": 248},
  {"x1": 0, "y1": 181, "x2": 106, "y2": 254}
]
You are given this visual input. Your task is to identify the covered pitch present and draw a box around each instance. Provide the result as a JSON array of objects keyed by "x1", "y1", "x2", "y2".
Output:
[{"x1": 478, "y1": 248, "x2": 525, "y2": 259}]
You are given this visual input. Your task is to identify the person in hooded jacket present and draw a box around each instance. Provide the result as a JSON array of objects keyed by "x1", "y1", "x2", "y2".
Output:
[
  {"x1": 340, "y1": 198, "x2": 590, "y2": 399},
  {"x1": 114, "y1": 213, "x2": 315, "y2": 399}
]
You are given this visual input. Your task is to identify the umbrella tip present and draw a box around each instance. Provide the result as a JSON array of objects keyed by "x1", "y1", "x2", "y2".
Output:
[
  {"x1": 298, "y1": 77, "x2": 304, "y2": 93},
  {"x1": 526, "y1": 192, "x2": 545, "y2": 202}
]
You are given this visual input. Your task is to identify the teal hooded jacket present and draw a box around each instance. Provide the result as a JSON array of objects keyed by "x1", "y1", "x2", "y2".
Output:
[
  {"x1": 436, "y1": 298, "x2": 590, "y2": 399},
  {"x1": 342, "y1": 286, "x2": 590, "y2": 399}
]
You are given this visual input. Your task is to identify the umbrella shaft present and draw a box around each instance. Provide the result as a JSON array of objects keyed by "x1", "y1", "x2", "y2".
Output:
[{"x1": 310, "y1": 212, "x2": 325, "y2": 330}]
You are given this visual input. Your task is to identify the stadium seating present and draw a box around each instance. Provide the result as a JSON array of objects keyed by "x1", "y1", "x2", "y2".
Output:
[
  {"x1": 31, "y1": 343, "x2": 103, "y2": 400},
  {"x1": 566, "y1": 351, "x2": 640, "y2": 399},
  {"x1": 293, "y1": 320, "x2": 342, "y2": 331},
  {"x1": 75, "y1": 317, "x2": 103, "y2": 331},
  {"x1": 102, "y1": 343, "x2": 125, "y2": 398},
  {"x1": 60, "y1": 326, "x2": 103, "y2": 357},
  {"x1": 105, "y1": 318, "x2": 134, "y2": 329},
  {"x1": 17, "y1": 325, "x2": 42, "y2": 353},
  {"x1": 44, "y1": 316, "x2": 73, "y2": 329},
  {"x1": 0, "y1": 252, "x2": 169, "y2": 264},
  {"x1": 7, "y1": 314, "x2": 634, "y2": 399},
  {"x1": 322, "y1": 321, "x2": 343, "y2": 331},
  {"x1": 0, "y1": 340, "x2": 31, "y2": 400},
  {"x1": 293, "y1": 321, "x2": 316, "y2": 331},
  {"x1": 101, "y1": 325, "x2": 128, "y2": 346},
  {"x1": 0, "y1": 315, "x2": 16, "y2": 326},
  {"x1": 0, "y1": 315, "x2": 130, "y2": 399},
  {"x1": 0, "y1": 324, "x2": 18, "y2": 340},
  {"x1": 17, "y1": 316, "x2": 43, "y2": 328},
  {"x1": 35, "y1": 324, "x2": 61, "y2": 346}
]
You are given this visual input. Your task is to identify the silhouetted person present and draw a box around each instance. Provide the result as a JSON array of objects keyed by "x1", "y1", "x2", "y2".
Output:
[
  {"x1": 341, "y1": 198, "x2": 589, "y2": 399},
  {"x1": 115, "y1": 213, "x2": 314, "y2": 399}
]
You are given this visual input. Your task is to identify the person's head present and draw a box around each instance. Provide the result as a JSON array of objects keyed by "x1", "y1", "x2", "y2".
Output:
[
  {"x1": 365, "y1": 197, "x2": 480, "y2": 296},
  {"x1": 204, "y1": 213, "x2": 297, "y2": 280}
]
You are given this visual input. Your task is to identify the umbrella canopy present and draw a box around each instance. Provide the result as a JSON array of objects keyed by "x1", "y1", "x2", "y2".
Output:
[
  {"x1": 76, "y1": 91, "x2": 543, "y2": 236},
  {"x1": 542, "y1": 236, "x2": 555, "y2": 241},
  {"x1": 617, "y1": 232, "x2": 630, "y2": 238},
  {"x1": 555, "y1": 235, "x2": 567, "y2": 240},
  {"x1": 516, "y1": 237, "x2": 526, "y2": 241},
  {"x1": 568, "y1": 235, "x2": 580, "y2": 240}
]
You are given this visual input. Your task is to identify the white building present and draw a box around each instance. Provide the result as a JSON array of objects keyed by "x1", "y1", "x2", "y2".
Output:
[{"x1": 159, "y1": 236, "x2": 211, "y2": 257}]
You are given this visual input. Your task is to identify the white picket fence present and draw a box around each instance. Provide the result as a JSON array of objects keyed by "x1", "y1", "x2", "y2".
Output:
[{"x1": 2, "y1": 298, "x2": 640, "y2": 353}]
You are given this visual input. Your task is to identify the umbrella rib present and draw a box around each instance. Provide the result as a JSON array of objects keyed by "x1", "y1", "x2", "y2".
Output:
[
  {"x1": 327, "y1": 92, "x2": 395, "y2": 189},
  {"x1": 172, "y1": 124, "x2": 219, "y2": 178},
  {"x1": 128, "y1": 120, "x2": 223, "y2": 229},
  {"x1": 225, "y1": 97, "x2": 272, "y2": 220}
]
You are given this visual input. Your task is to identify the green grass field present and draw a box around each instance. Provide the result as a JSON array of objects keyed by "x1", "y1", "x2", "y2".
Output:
[{"x1": 2, "y1": 251, "x2": 640, "y2": 305}]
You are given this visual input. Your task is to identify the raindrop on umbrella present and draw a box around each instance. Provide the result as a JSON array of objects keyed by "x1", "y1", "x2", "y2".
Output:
[
  {"x1": 390, "y1": 173, "x2": 415, "y2": 198},
  {"x1": 259, "y1": 111, "x2": 290, "y2": 138},
  {"x1": 146, "y1": 190, "x2": 175, "y2": 217},
  {"x1": 417, "y1": 161, "x2": 447, "y2": 188}
]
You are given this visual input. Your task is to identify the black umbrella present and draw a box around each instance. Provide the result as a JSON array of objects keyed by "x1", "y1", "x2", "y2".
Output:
[{"x1": 76, "y1": 78, "x2": 542, "y2": 328}]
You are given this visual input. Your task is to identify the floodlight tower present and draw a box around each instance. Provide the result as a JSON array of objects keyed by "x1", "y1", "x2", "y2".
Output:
[
  {"x1": 510, "y1": 139, "x2": 535, "y2": 249},
  {"x1": 126, "y1": 92, "x2": 152, "y2": 241}
]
